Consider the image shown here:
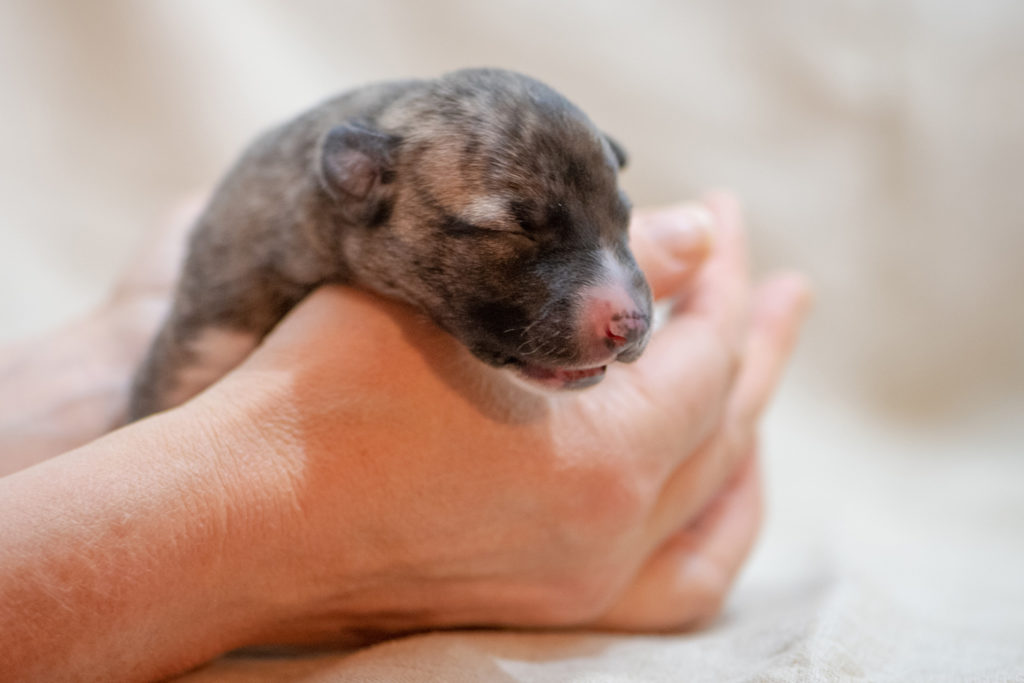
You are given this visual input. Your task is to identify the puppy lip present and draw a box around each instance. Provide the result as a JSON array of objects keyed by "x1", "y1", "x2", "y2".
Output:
[{"x1": 510, "y1": 360, "x2": 608, "y2": 390}]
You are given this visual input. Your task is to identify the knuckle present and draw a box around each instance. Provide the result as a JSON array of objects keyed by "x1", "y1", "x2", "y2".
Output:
[
  {"x1": 720, "y1": 415, "x2": 758, "y2": 472},
  {"x1": 536, "y1": 571, "x2": 622, "y2": 626},
  {"x1": 702, "y1": 321, "x2": 742, "y2": 388},
  {"x1": 552, "y1": 457, "x2": 650, "y2": 543},
  {"x1": 683, "y1": 587, "x2": 729, "y2": 629},
  {"x1": 684, "y1": 327, "x2": 742, "y2": 430},
  {"x1": 711, "y1": 329, "x2": 743, "y2": 395},
  {"x1": 675, "y1": 562, "x2": 731, "y2": 629}
]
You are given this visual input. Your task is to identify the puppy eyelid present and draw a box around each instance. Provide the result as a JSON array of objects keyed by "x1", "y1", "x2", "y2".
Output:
[
  {"x1": 475, "y1": 221, "x2": 539, "y2": 243},
  {"x1": 442, "y1": 214, "x2": 534, "y2": 241},
  {"x1": 512, "y1": 215, "x2": 534, "y2": 232},
  {"x1": 509, "y1": 201, "x2": 537, "y2": 233},
  {"x1": 481, "y1": 223, "x2": 537, "y2": 241}
]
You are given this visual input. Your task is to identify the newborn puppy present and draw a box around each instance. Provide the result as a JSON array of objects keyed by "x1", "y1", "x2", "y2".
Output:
[{"x1": 128, "y1": 68, "x2": 652, "y2": 421}]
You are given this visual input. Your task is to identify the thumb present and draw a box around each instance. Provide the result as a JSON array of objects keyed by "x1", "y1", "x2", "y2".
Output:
[{"x1": 629, "y1": 203, "x2": 715, "y2": 301}]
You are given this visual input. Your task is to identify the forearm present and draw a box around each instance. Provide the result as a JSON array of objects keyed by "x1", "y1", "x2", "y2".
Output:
[{"x1": 0, "y1": 407, "x2": 265, "y2": 681}]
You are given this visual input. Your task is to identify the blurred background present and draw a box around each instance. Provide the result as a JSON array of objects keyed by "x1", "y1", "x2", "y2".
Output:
[{"x1": 1, "y1": 0, "x2": 1021, "y2": 677}]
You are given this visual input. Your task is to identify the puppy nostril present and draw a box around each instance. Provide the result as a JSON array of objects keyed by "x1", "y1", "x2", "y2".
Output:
[
  {"x1": 604, "y1": 310, "x2": 650, "y2": 349},
  {"x1": 606, "y1": 326, "x2": 628, "y2": 346},
  {"x1": 593, "y1": 298, "x2": 651, "y2": 356}
]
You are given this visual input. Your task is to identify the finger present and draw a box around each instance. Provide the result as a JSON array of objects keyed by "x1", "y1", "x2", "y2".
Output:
[
  {"x1": 727, "y1": 272, "x2": 812, "y2": 428},
  {"x1": 624, "y1": 191, "x2": 751, "y2": 386},
  {"x1": 629, "y1": 203, "x2": 714, "y2": 301},
  {"x1": 595, "y1": 454, "x2": 762, "y2": 631},
  {"x1": 642, "y1": 272, "x2": 810, "y2": 547},
  {"x1": 602, "y1": 191, "x2": 752, "y2": 455},
  {"x1": 676, "y1": 191, "x2": 751, "y2": 342}
]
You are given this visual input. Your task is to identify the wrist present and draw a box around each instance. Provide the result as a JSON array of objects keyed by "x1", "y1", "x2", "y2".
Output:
[
  {"x1": 168, "y1": 378, "x2": 320, "y2": 647},
  {"x1": 177, "y1": 368, "x2": 403, "y2": 649}
]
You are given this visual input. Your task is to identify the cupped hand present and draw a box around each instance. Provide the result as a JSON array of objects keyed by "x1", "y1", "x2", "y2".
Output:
[{"x1": 173, "y1": 192, "x2": 810, "y2": 646}]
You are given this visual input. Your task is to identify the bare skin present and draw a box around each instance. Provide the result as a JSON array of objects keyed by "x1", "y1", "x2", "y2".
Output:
[{"x1": 0, "y1": 193, "x2": 810, "y2": 681}]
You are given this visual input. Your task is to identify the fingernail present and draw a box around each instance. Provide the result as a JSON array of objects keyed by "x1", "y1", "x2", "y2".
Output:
[{"x1": 646, "y1": 204, "x2": 715, "y2": 261}]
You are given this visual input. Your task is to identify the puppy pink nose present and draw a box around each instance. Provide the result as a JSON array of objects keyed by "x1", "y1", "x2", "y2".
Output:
[{"x1": 580, "y1": 282, "x2": 651, "y2": 363}]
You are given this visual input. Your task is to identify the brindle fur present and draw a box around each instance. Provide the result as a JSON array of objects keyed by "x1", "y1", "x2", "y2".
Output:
[{"x1": 128, "y1": 68, "x2": 649, "y2": 420}]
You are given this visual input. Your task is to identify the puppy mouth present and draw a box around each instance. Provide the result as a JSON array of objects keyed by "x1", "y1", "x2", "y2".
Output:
[{"x1": 511, "y1": 360, "x2": 608, "y2": 390}]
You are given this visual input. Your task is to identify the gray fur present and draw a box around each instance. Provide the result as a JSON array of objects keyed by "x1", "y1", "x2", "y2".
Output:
[{"x1": 128, "y1": 68, "x2": 650, "y2": 420}]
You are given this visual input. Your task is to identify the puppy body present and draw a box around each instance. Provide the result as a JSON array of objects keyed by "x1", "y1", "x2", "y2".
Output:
[{"x1": 129, "y1": 69, "x2": 652, "y2": 420}]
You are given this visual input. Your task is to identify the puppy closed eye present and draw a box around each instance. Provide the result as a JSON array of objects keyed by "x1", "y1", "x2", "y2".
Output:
[
  {"x1": 509, "y1": 201, "x2": 536, "y2": 233},
  {"x1": 441, "y1": 214, "x2": 536, "y2": 241},
  {"x1": 446, "y1": 196, "x2": 536, "y2": 240}
]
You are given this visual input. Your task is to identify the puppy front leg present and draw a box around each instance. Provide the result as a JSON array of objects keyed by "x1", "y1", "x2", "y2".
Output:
[{"x1": 127, "y1": 316, "x2": 258, "y2": 422}]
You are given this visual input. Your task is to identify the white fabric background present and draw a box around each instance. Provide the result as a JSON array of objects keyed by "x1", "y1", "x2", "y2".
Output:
[{"x1": 2, "y1": 1, "x2": 1022, "y2": 680}]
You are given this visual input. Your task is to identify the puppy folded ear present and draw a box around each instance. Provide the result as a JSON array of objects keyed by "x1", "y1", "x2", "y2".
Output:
[
  {"x1": 319, "y1": 124, "x2": 399, "y2": 201},
  {"x1": 603, "y1": 133, "x2": 629, "y2": 170}
]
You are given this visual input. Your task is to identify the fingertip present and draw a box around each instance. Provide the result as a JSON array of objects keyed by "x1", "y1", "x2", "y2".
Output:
[
  {"x1": 755, "y1": 271, "x2": 814, "y2": 328},
  {"x1": 725, "y1": 272, "x2": 813, "y2": 425},
  {"x1": 631, "y1": 203, "x2": 717, "y2": 300},
  {"x1": 633, "y1": 203, "x2": 716, "y2": 261},
  {"x1": 702, "y1": 190, "x2": 742, "y2": 230},
  {"x1": 693, "y1": 190, "x2": 749, "y2": 285}
]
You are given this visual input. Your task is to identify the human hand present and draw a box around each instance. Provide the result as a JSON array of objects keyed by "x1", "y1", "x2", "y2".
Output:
[
  {"x1": 169, "y1": 192, "x2": 810, "y2": 646},
  {"x1": 0, "y1": 192, "x2": 808, "y2": 681}
]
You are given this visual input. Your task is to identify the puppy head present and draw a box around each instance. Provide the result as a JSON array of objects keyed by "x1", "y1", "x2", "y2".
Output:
[{"x1": 319, "y1": 69, "x2": 652, "y2": 390}]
